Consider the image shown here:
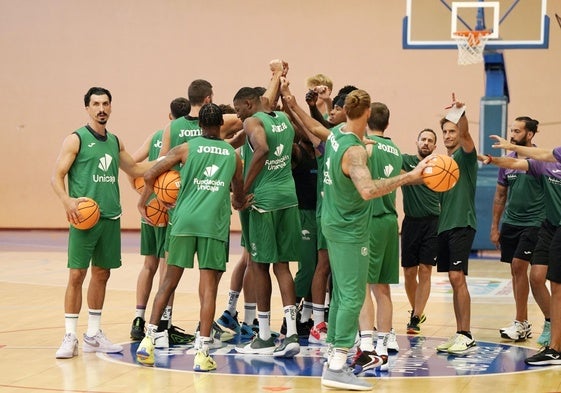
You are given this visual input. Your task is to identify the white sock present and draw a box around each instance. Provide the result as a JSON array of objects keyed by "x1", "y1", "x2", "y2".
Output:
[
  {"x1": 64, "y1": 313, "x2": 79, "y2": 336},
  {"x1": 244, "y1": 303, "x2": 257, "y2": 325},
  {"x1": 161, "y1": 306, "x2": 172, "y2": 328},
  {"x1": 226, "y1": 290, "x2": 240, "y2": 315},
  {"x1": 360, "y1": 330, "x2": 375, "y2": 352},
  {"x1": 312, "y1": 303, "x2": 325, "y2": 325},
  {"x1": 86, "y1": 309, "x2": 102, "y2": 337},
  {"x1": 135, "y1": 307, "x2": 146, "y2": 319},
  {"x1": 284, "y1": 305, "x2": 298, "y2": 336},
  {"x1": 329, "y1": 348, "x2": 348, "y2": 370},
  {"x1": 146, "y1": 323, "x2": 158, "y2": 337},
  {"x1": 300, "y1": 301, "x2": 313, "y2": 322},
  {"x1": 376, "y1": 332, "x2": 389, "y2": 356},
  {"x1": 258, "y1": 311, "x2": 271, "y2": 340}
]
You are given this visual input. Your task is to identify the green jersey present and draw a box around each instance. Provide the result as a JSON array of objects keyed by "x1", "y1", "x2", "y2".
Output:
[
  {"x1": 316, "y1": 123, "x2": 345, "y2": 219},
  {"x1": 321, "y1": 129, "x2": 371, "y2": 243},
  {"x1": 170, "y1": 137, "x2": 236, "y2": 241},
  {"x1": 438, "y1": 148, "x2": 477, "y2": 233},
  {"x1": 401, "y1": 154, "x2": 440, "y2": 218},
  {"x1": 366, "y1": 135, "x2": 402, "y2": 217},
  {"x1": 68, "y1": 126, "x2": 121, "y2": 219},
  {"x1": 242, "y1": 111, "x2": 298, "y2": 212},
  {"x1": 148, "y1": 130, "x2": 163, "y2": 160},
  {"x1": 169, "y1": 116, "x2": 201, "y2": 170}
]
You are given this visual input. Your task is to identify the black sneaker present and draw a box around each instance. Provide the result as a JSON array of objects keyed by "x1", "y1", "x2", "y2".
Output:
[
  {"x1": 407, "y1": 315, "x2": 421, "y2": 334},
  {"x1": 130, "y1": 317, "x2": 145, "y2": 341},
  {"x1": 280, "y1": 315, "x2": 312, "y2": 338},
  {"x1": 168, "y1": 325, "x2": 195, "y2": 345},
  {"x1": 350, "y1": 349, "x2": 383, "y2": 374},
  {"x1": 525, "y1": 347, "x2": 561, "y2": 366}
]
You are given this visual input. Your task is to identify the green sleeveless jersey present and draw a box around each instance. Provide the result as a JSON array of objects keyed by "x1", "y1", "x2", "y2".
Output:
[
  {"x1": 148, "y1": 129, "x2": 163, "y2": 161},
  {"x1": 498, "y1": 152, "x2": 544, "y2": 226},
  {"x1": 68, "y1": 126, "x2": 121, "y2": 219},
  {"x1": 401, "y1": 154, "x2": 440, "y2": 218},
  {"x1": 169, "y1": 116, "x2": 201, "y2": 170},
  {"x1": 438, "y1": 148, "x2": 477, "y2": 233},
  {"x1": 321, "y1": 129, "x2": 371, "y2": 243},
  {"x1": 316, "y1": 123, "x2": 345, "y2": 219},
  {"x1": 242, "y1": 111, "x2": 298, "y2": 211},
  {"x1": 170, "y1": 137, "x2": 236, "y2": 241},
  {"x1": 366, "y1": 135, "x2": 402, "y2": 217}
]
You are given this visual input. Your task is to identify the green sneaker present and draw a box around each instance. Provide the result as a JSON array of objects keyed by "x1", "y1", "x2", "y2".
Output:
[
  {"x1": 136, "y1": 336, "x2": 155, "y2": 366},
  {"x1": 273, "y1": 334, "x2": 300, "y2": 358},
  {"x1": 168, "y1": 325, "x2": 195, "y2": 346},
  {"x1": 537, "y1": 320, "x2": 551, "y2": 347},
  {"x1": 193, "y1": 348, "x2": 217, "y2": 372},
  {"x1": 235, "y1": 336, "x2": 276, "y2": 355}
]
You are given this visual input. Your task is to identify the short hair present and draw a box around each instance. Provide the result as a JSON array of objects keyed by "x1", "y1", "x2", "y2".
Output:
[
  {"x1": 337, "y1": 85, "x2": 359, "y2": 96},
  {"x1": 439, "y1": 116, "x2": 453, "y2": 130},
  {"x1": 306, "y1": 74, "x2": 333, "y2": 90},
  {"x1": 515, "y1": 116, "x2": 539, "y2": 133},
  {"x1": 199, "y1": 103, "x2": 224, "y2": 128},
  {"x1": 367, "y1": 102, "x2": 390, "y2": 131},
  {"x1": 169, "y1": 97, "x2": 191, "y2": 119},
  {"x1": 344, "y1": 90, "x2": 371, "y2": 120},
  {"x1": 84, "y1": 87, "x2": 111, "y2": 106},
  {"x1": 218, "y1": 104, "x2": 236, "y2": 114},
  {"x1": 253, "y1": 86, "x2": 267, "y2": 97},
  {"x1": 417, "y1": 128, "x2": 437, "y2": 143},
  {"x1": 187, "y1": 79, "x2": 213, "y2": 106},
  {"x1": 233, "y1": 87, "x2": 260, "y2": 102}
]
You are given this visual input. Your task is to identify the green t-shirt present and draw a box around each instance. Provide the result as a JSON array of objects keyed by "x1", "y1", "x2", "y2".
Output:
[
  {"x1": 170, "y1": 137, "x2": 236, "y2": 241},
  {"x1": 242, "y1": 111, "x2": 298, "y2": 212},
  {"x1": 366, "y1": 135, "x2": 402, "y2": 217},
  {"x1": 68, "y1": 126, "x2": 121, "y2": 219},
  {"x1": 401, "y1": 154, "x2": 440, "y2": 218},
  {"x1": 527, "y1": 159, "x2": 561, "y2": 226},
  {"x1": 438, "y1": 148, "x2": 477, "y2": 234},
  {"x1": 321, "y1": 129, "x2": 371, "y2": 243},
  {"x1": 316, "y1": 123, "x2": 345, "y2": 219}
]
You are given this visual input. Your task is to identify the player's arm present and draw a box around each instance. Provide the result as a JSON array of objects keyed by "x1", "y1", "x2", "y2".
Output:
[
  {"x1": 280, "y1": 78, "x2": 330, "y2": 141},
  {"x1": 119, "y1": 139, "x2": 157, "y2": 179},
  {"x1": 260, "y1": 59, "x2": 287, "y2": 112},
  {"x1": 159, "y1": 121, "x2": 173, "y2": 156},
  {"x1": 242, "y1": 118, "x2": 269, "y2": 195},
  {"x1": 231, "y1": 152, "x2": 251, "y2": 210},
  {"x1": 220, "y1": 114, "x2": 243, "y2": 140},
  {"x1": 226, "y1": 129, "x2": 246, "y2": 150},
  {"x1": 490, "y1": 183, "x2": 507, "y2": 249},
  {"x1": 343, "y1": 145, "x2": 427, "y2": 200},
  {"x1": 478, "y1": 154, "x2": 529, "y2": 171},
  {"x1": 283, "y1": 96, "x2": 322, "y2": 147},
  {"x1": 490, "y1": 135, "x2": 557, "y2": 162},
  {"x1": 51, "y1": 133, "x2": 88, "y2": 225},
  {"x1": 455, "y1": 103, "x2": 475, "y2": 154},
  {"x1": 127, "y1": 132, "x2": 153, "y2": 190},
  {"x1": 137, "y1": 143, "x2": 188, "y2": 223}
]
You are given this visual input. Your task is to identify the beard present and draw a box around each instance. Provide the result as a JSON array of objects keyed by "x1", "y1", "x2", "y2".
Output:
[{"x1": 511, "y1": 136, "x2": 527, "y2": 146}]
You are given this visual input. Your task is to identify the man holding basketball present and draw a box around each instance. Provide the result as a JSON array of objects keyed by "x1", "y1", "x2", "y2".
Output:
[
  {"x1": 435, "y1": 96, "x2": 478, "y2": 355},
  {"x1": 51, "y1": 87, "x2": 154, "y2": 359}
]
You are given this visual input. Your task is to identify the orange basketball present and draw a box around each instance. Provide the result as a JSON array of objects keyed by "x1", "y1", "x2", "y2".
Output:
[
  {"x1": 71, "y1": 197, "x2": 100, "y2": 230},
  {"x1": 422, "y1": 154, "x2": 460, "y2": 192},
  {"x1": 134, "y1": 177, "x2": 145, "y2": 193},
  {"x1": 145, "y1": 198, "x2": 168, "y2": 227},
  {"x1": 154, "y1": 170, "x2": 181, "y2": 204}
]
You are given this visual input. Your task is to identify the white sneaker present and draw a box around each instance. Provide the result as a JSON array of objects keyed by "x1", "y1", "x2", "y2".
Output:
[
  {"x1": 500, "y1": 320, "x2": 531, "y2": 341},
  {"x1": 447, "y1": 333, "x2": 477, "y2": 355},
  {"x1": 154, "y1": 329, "x2": 169, "y2": 348},
  {"x1": 387, "y1": 328, "x2": 399, "y2": 352},
  {"x1": 55, "y1": 333, "x2": 78, "y2": 359},
  {"x1": 82, "y1": 330, "x2": 123, "y2": 353}
]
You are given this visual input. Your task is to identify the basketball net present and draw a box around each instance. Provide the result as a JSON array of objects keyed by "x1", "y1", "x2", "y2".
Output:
[{"x1": 452, "y1": 30, "x2": 491, "y2": 65}]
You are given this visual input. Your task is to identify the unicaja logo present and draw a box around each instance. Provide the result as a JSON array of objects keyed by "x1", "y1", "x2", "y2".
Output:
[
  {"x1": 383, "y1": 164, "x2": 394, "y2": 177},
  {"x1": 204, "y1": 165, "x2": 219, "y2": 177},
  {"x1": 275, "y1": 144, "x2": 284, "y2": 157},
  {"x1": 98, "y1": 154, "x2": 113, "y2": 171}
]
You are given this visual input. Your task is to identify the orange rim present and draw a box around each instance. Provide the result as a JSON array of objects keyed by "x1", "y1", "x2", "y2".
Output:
[{"x1": 453, "y1": 30, "x2": 491, "y2": 46}]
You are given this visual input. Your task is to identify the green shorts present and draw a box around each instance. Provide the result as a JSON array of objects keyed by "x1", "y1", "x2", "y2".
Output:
[
  {"x1": 167, "y1": 235, "x2": 227, "y2": 271},
  {"x1": 140, "y1": 222, "x2": 167, "y2": 258},
  {"x1": 248, "y1": 206, "x2": 301, "y2": 263},
  {"x1": 239, "y1": 209, "x2": 250, "y2": 249},
  {"x1": 367, "y1": 214, "x2": 399, "y2": 284},
  {"x1": 68, "y1": 218, "x2": 121, "y2": 269},
  {"x1": 294, "y1": 209, "x2": 318, "y2": 298},
  {"x1": 316, "y1": 215, "x2": 328, "y2": 250}
]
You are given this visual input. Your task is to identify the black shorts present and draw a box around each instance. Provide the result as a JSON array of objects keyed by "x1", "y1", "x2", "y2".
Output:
[
  {"x1": 499, "y1": 223, "x2": 540, "y2": 263},
  {"x1": 547, "y1": 226, "x2": 561, "y2": 283},
  {"x1": 401, "y1": 215, "x2": 438, "y2": 268},
  {"x1": 437, "y1": 226, "x2": 476, "y2": 275},
  {"x1": 532, "y1": 220, "x2": 558, "y2": 267}
]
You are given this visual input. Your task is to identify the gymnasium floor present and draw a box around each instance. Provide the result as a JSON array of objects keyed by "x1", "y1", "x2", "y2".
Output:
[{"x1": 0, "y1": 229, "x2": 560, "y2": 393}]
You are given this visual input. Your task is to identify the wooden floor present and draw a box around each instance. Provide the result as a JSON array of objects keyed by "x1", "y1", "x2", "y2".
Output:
[{"x1": 0, "y1": 229, "x2": 560, "y2": 393}]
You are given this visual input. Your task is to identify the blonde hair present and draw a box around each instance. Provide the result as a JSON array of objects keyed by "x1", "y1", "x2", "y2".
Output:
[
  {"x1": 306, "y1": 73, "x2": 333, "y2": 90},
  {"x1": 344, "y1": 90, "x2": 371, "y2": 120}
]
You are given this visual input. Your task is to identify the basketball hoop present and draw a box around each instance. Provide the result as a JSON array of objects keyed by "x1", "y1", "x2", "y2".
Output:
[{"x1": 452, "y1": 30, "x2": 491, "y2": 65}]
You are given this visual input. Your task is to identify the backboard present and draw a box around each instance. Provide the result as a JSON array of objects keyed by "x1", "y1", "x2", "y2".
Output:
[{"x1": 403, "y1": 0, "x2": 549, "y2": 49}]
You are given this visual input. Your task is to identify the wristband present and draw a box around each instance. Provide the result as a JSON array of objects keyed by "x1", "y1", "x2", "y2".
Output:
[{"x1": 486, "y1": 154, "x2": 493, "y2": 164}]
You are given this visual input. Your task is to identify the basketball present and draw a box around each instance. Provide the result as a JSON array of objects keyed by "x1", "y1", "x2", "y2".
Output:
[
  {"x1": 422, "y1": 154, "x2": 460, "y2": 192},
  {"x1": 134, "y1": 177, "x2": 145, "y2": 193},
  {"x1": 72, "y1": 197, "x2": 100, "y2": 230},
  {"x1": 145, "y1": 198, "x2": 168, "y2": 227},
  {"x1": 154, "y1": 170, "x2": 181, "y2": 204}
]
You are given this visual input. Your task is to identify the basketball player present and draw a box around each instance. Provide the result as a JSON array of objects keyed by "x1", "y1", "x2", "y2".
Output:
[
  {"x1": 435, "y1": 96, "x2": 478, "y2": 355},
  {"x1": 128, "y1": 97, "x2": 192, "y2": 343},
  {"x1": 135, "y1": 103, "x2": 247, "y2": 371},
  {"x1": 489, "y1": 118, "x2": 544, "y2": 342},
  {"x1": 401, "y1": 129, "x2": 439, "y2": 334},
  {"x1": 482, "y1": 137, "x2": 561, "y2": 365},
  {"x1": 52, "y1": 87, "x2": 154, "y2": 359},
  {"x1": 281, "y1": 80, "x2": 429, "y2": 390}
]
